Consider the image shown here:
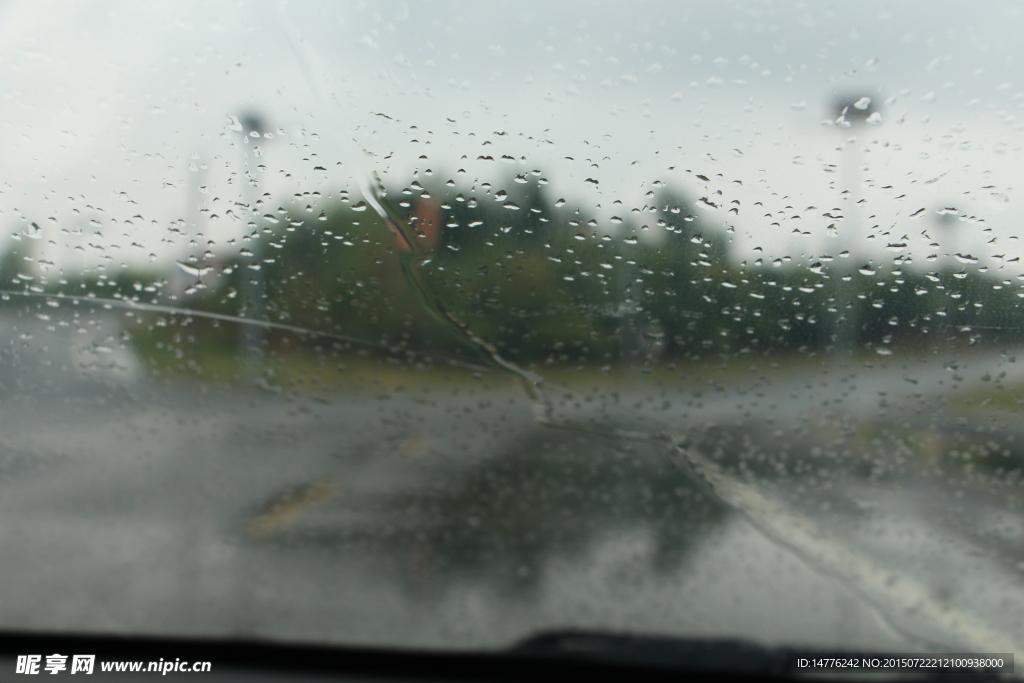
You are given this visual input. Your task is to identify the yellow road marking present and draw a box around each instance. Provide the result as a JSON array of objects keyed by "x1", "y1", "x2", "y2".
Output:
[
  {"x1": 397, "y1": 431, "x2": 439, "y2": 460},
  {"x1": 247, "y1": 481, "x2": 338, "y2": 538}
]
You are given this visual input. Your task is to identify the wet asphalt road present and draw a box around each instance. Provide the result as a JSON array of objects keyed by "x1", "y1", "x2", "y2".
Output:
[{"x1": 1, "y1": 312, "x2": 1024, "y2": 655}]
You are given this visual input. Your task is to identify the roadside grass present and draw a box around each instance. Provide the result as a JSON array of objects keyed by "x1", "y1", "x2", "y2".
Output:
[
  {"x1": 130, "y1": 325, "x2": 935, "y2": 400},
  {"x1": 951, "y1": 381, "x2": 1024, "y2": 414}
]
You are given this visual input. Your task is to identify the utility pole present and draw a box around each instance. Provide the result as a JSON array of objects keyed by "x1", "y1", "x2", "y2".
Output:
[{"x1": 933, "y1": 207, "x2": 958, "y2": 346}]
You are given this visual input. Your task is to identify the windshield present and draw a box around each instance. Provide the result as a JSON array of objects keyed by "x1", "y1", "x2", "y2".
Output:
[{"x1": 2, "y1": 0, "x2": 1023, "y2": 659}]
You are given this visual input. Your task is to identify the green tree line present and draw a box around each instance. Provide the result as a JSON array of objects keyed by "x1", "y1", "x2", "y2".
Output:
[{"x1": 7, "y1": 170, "x2": 1022, "y2": 373}]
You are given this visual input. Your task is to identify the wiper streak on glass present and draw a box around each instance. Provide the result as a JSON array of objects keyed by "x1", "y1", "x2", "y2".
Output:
[
  {"x1": 0, "y1": 290, "x2": 492, "y2": 374},
  {"x1": 276, "y1": 0, "x2": 550, "y2": 419}
]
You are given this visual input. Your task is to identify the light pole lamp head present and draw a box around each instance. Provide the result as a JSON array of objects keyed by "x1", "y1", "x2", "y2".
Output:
[
  {"x1": 831, "y1": 94, "x2": 877, "y2": 128},
  {"x1": 239, "y1": 111, "x2": 266, "y2": 138}
]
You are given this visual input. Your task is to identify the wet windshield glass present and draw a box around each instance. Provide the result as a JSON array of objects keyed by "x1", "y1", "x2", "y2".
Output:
[{"x1": 2, "y1": 0, "x2": 1023, "y2": 655}]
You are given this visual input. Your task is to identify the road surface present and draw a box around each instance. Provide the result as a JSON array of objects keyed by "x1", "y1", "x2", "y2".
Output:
[{"x1": 0, "y1": 309, "x2": 1023, "y2": 655}]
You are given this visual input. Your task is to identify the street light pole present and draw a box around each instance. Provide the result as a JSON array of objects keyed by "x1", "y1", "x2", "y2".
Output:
[
  {"x1": 238, "y1": 111, "x2": 268, "y2": 380},
  {"x1": 830, "y1": 94, "x2": 876, "y2": 355}
]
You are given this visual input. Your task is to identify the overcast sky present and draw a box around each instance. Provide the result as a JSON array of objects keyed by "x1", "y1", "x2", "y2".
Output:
[{"x1": 1, "y1": 0, "x2": 1023, "y2": 281}]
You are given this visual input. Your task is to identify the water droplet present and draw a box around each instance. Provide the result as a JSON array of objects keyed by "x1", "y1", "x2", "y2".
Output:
[
  {"x1": 176, "y1": 261, "x2": 214, "y2": 278},
  {"x1": 854, "y1": 97, "x2": 872, "y2": 110},
  {"x1": 858, "y1": 265, "x2": 876, "y2": 275},
  {"x1": 954, "y1": 253, "x2": 978, "y2": 264},
  {"x1": 351, "y1": 201, "x2": 368, "y2": 212},
  {"x1": 866, "y1": 112, "x2": 883, "y2": 126}
]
